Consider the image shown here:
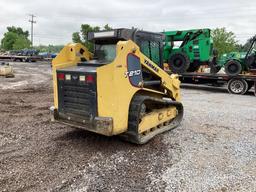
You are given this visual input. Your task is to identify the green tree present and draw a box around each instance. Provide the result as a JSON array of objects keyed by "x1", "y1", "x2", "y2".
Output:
[
  {"x1": 211, "y1": 28, "x2": 238, "y2": 57},
  {"x1": 80, "y1": 24, "x2": 100, "y2": 51},
  {"x1": 103, "y1": 24, "x2": 112, "y2": 30},
  {"x1": 6, "y1": 26, "x2": 29, "y2": 38},
  {"x1": 1, "y1": 32, "x2": 18, "y2": 50},
  {"x1": 72, "y1": 32, "x2": 82, "y2": 44},
  {"x1": 1, "y1": 26, "x2": 31, "y2": 50},
  {"x1": 13, "y1": 35, "x2": 31, "y2": 50},
  {"x1": 235, "y1": 43, "x2": 244, "y2": 52},
  {"x1": 80, "y1": 24, "x2": 100, "y2": 42},
  {"x1": 72, "y1": 24, "x2": 112, "y2": 52}
]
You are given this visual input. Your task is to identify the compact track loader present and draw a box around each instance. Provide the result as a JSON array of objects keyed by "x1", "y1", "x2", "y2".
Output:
[{"x1": 51, "y1": 28, "x2": 183, "y2": 144}]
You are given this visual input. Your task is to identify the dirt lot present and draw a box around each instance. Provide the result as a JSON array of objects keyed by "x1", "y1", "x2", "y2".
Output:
[{"x1": 0, "y1": 62, "x2": 255, "y2": 192}]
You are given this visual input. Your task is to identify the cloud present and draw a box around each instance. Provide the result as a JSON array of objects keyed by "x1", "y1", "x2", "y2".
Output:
[{"x1": 0, "y1": 0, "x2": 255, "y2": 45}]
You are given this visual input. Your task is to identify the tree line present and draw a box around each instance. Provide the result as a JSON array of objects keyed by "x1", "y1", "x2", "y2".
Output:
[
  {"x1": 0, "y1": 26, "x2": 64, "y2": 53},
  {"x1": 0, "y1": 25, "x2": 253, "y2": 57}
]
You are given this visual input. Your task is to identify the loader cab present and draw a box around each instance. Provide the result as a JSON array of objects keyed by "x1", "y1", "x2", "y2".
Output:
[{"x1": 88, "y1": 28, "x2": 165, "y2": 68}]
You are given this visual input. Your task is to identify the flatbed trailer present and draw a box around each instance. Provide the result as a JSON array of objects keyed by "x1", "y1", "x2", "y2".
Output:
[
  {"x1": 0, "y1": 55, "x2": 43, "y2": 62},
  {"x1": 178, "y1": 71, "x2": 256, "y2": 96}
]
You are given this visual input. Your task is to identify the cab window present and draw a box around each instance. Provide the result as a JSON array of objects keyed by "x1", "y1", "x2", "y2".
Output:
[{"x1": 140, "y1": 39, "x2": 161, "y2": 66}]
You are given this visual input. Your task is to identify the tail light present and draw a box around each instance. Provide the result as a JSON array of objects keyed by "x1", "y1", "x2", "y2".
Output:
[
  {"x1": 86, "y1": 75, "x2": 94, "y2": 83},
  {"x1": 57, "y1": 73, "x2": 65, "y2": 80}
]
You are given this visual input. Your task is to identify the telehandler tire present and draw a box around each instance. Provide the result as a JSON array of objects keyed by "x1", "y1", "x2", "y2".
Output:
[
  {"x1": 168, "y1": 52, "x2": 190, "y2": 73},
  {"x1": 224, "y1": 60, "x2": 242, "y2": 76}
]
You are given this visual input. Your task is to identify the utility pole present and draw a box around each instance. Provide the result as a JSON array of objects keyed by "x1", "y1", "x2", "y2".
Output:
[{"x1": 29, "y1": 14, "x2": 36, "y2": 47}]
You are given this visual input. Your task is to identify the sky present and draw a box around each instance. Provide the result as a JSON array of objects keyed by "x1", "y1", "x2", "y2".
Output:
[{"x1": 0, "y1": 0, "x2": 255, "y2": 45}]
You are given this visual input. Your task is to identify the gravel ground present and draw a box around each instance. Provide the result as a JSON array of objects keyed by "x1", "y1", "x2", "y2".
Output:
[{"x1": 0, "y1": 62, "x2": 255, "y2": 192}]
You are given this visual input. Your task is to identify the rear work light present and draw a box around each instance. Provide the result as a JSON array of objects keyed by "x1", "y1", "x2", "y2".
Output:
[
  {"x1": 79, "y1": 75, "x2": 85, "y2": 81},
  {"x1": 65, "y1": 74, "x2": 71, "y2": 80},
  {"x1": 57, "y1": 73, "x2": 65, "y2": 80},
  {"x1": 86, "y1": 75, "x2": 94, "y2": 83}
]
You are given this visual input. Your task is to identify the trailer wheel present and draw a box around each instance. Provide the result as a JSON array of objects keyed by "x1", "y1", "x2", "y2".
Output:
[
  {"x1": 224, "y1": 60, "x2": 242, "y2": 76},
  {"x1": 227, "y1": 78, "x2": 248, "y2": 95},
  {"x1": 168, "y1": 52, "x2": 190, "y2": 73}
]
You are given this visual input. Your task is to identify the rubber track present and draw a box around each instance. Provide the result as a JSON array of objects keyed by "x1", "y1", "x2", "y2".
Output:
[{"x1": 121, "y1": 94, "x2": 183, "y2": 144}]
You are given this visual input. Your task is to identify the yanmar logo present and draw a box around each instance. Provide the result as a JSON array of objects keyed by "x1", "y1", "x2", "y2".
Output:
[
  {"x1": 72, "y1": 75, "x2": 78, "y2": 80},
  {"x1": 144, "y1": 59, "x2": 159, "y2": 72}
]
